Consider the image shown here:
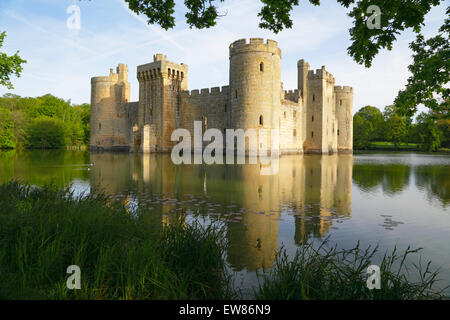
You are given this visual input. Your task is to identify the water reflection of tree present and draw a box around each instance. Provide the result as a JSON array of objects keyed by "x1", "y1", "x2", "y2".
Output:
[
  {"x1": 353, "y1": 164, "x2": 410, "y2": 196},
  {"x1": 0, "y1": 150, "x2": 15, "y2": 183},
  {"x1": 0, "y1": 149, "x2": 90, "y2": 186},
  {"x1": 415, "y1": 165, "x2": 449, "y2": 207},
  {"x1": 381, "y1": 164, "x2": 410, "y2": 196},
  {"x1": 352, "y1": 164, "x2": 384, "y2": 192}
]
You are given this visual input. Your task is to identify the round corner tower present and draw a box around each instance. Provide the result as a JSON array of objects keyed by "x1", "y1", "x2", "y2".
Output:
[
  {"x1": 334, "y1": 86, "x2": 353, "y2": 153},
  {"x1": 90, "y1": 64, "x2": 129, "y2": 150},
  {"x1": 229, "y1": 38, "x2": 282, "y2": 149}
]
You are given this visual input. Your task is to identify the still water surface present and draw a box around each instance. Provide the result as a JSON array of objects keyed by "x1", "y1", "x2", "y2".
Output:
[{"x1": 1, "y1": 151, "x2": 449, "y2": 295}]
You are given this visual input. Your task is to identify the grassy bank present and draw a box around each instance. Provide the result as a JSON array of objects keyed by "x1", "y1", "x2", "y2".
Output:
[
  {"x1": 0, "y1": 182, "x2": 232, "y2": 299},
  {"x1": 0, "y1": 182, "x2": 447, "y2": 300},
  {"x1": 369, "y1": 142, "x2": 419, "y2": 151},
  {"x1": 357, "y1": 142, "x2": 450, "y2": 153}
]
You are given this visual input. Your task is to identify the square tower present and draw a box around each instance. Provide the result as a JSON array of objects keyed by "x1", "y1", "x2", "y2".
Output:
[{"x1": 136, "y1": 54, "x2": 188, "y2": 152}]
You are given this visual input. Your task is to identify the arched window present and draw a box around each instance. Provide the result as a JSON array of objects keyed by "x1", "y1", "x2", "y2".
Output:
[
  {"x1": 337, "y1": 129, "x2": 340, "y2": 136},
  {"x1": 293, "y1": 129, "x2": 297, "y2": 137},
  {"x1": 313, "y1": 94, "x2": 315, "y2": 102},
  {"x1": 98, "y1": 122, "x2": 101, "y2": 130},
  {"x1": 260, "y1": 62, "x2": 264, "y2": 72},
  {"x1": 259, "y1": 115, "x2": 264, "y2": 126},
  {"x1": 235, "y1": 90, "x2": 238, "y2": 99},
  {"x1": 284, "y1": 111, "x2": 287, "y2": 119},
  {"x1": 312, "y1": 115, "x2": 314, "y2": 122},
  {"x1": 340, "y1": 99, "x2": 342, "y2": 106},
  {"x1": 311, "y1": 131, "x2": 314, "y2": 138}
]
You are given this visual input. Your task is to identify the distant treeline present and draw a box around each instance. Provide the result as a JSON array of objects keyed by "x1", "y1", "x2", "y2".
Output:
[
  {"x1": 0, "y1": 94, "x2": 90, "y2": 149},
  {"x1": 353, "y1": 105, "x2": 449, "y2": 152}
]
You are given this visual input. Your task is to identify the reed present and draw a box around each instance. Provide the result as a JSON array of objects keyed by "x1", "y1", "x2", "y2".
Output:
[
  {"x1": 254, "y1": 241, "x2": 448, "y2": 300},
  {"x1": 0, "y1": 181, "x2": 232, "y2": 299}
]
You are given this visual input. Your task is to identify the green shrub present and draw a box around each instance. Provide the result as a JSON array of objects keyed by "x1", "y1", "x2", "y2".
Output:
[{"x1": 25, "y1": 117, "x2": 65, "y2": 149}]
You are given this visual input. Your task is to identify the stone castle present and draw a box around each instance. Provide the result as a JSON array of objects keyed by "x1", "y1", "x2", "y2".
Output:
[{"x1": 90, "y1": 38, "x2": 353, "y2": 154}]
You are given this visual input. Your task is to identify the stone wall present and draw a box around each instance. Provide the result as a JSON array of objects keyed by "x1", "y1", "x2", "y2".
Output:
[
  {"x1": 90, "y1": 64, "x2": 130, "y2": 151},
  {"x1": 280, "y1": 99, "x2": 303, "y2": 153},
  {"x1": 229, "y1": 38, "x2": 281, "y2": 153},
  {"x1": 180, "y1": 87, "x2": 230, "y2": 149},
  {"x1": 304, "y1": 67, "x2": 339, "y2": 154},
  {"x1": 335, "y1": 86, "x2": 354, "y2": 153},
  {"x1": 90, "y1": 38, "x2": 354, "y2": 155}
]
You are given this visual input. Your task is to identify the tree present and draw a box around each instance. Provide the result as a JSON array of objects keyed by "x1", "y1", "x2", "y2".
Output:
[
  {"x1": 395, "y1": 11, "x2": 449, "y2": 118},
  {"x1": 122, "y1": 0, "x2": 445, "y2": 67},
  {"x1": 437, "y1": 118, "x2": 450, "y2": 148},
  {"x1": 353, "y1": 113, "x2": 373, "y2": 149},
  {"x1": 0, "y1": 108, "x2": 15, "y2": 149},
  {"x1": 26, "y1": 117, "x2": 66, "y2": 149},
  {"x1": 10, "y1": 110, "x2": 27, "y2": 148},
  {"x1": 385, "y1": 113, "x2": 407, "y2": 149},
  {"x1": 415, "y1": 112, "x2": 443, "y2": 151},
  {"x1": 0, "y1": 31, "x2": 27, "y2": 89},
  {"x1": 355, "y1": 106, "x2": 384, "y2": 140},
  {"x1": 73, "y1": 103, "x2": 91, "y2": 144}
]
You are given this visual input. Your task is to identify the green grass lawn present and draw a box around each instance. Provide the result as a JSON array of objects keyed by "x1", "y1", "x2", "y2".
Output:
[{"x1": 369, "y1": 141, "x2": 419, "y2": 151}]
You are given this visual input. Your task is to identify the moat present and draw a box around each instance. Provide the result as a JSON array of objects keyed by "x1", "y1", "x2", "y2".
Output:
[{"x1": 0, "y1": 151, "x2": 449, "y2": 295}]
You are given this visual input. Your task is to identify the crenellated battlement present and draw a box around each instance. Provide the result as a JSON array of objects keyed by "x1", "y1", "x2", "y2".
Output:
[
  {"x1": 229, "y1": 38, "x2": 281, "y2": 58},
  {"x1": 334, "y1": 85, "x2": 353, "y2": 93},
  {"x1": 297, "y1": 59, "x2": 310, "y2": 68},
  {"x1": 91, "y1": 65, "x2": 125, "y2": 84},
  {"x1": 307, "y1": 66, "x2": 335, "y2": 82},
  {"x1": 153, "y1": 53, "x2": 167, "y2": 62},
  {"x1": 137, "y1": 68, "x2": 161, "y2": 81},
  {"x1": 137, "y1": 55, "x2": 188, "y2": 82},
  {"x1": 181, "y1": 86, "x2": 230, "y2": 97},
  {"x1": 283, "y1": 89, "x2": 300, "y2": 102}
]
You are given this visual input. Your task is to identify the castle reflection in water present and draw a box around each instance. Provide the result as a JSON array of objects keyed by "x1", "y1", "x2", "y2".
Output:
[{"x1": 89, "y1": 153, "x2": 353, "y2": 272}]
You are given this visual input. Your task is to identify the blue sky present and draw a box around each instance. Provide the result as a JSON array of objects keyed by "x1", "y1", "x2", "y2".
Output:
[{"x1": 0, "y1": 0, "x2": 447, "y2": 114}]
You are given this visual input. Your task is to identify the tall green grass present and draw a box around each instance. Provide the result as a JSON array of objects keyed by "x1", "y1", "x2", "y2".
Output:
[
  {"x1": 0, "y1": 181, "x2": 447, "y2": 300},
  {"x1": 0, "y1": 181, "x2": 232, "y2": 299},
  {"x1": 255, "y1": 241, "x2": 448, "y2": 300}
]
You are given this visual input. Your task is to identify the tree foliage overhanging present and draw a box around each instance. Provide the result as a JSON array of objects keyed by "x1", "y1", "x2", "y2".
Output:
[
  {"x1": 119, "y1": 0, "x2": 449, "y2": 118},
  {"x1": 0, "y1": 31, "x2": 27, "y2": 90},
  {"x1": 121, "y1": 0, "x2": 445, "y2": 66}
]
